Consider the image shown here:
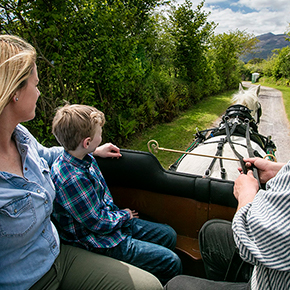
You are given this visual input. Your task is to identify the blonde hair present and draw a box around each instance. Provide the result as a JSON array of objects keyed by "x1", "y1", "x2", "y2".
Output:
[
  {"x1": 0, "y1": 35, "x2": 36, "y2": 115},
  {"x1": 52, "y1": 104, "x2": 105, "y2": 151}
]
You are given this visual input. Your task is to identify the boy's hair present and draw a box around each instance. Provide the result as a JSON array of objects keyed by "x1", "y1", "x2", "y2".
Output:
[{"x1": 52, "y1": 104, "x2": 105, "y2": 151}]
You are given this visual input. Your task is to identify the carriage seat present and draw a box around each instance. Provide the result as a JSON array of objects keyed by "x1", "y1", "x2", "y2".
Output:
[{"x1": 95, "y1": 149, "x2": 237, "y2": 275}]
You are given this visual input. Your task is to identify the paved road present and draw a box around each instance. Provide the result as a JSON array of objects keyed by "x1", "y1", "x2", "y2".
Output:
[{"x1": 243, "y1": 82, "x2": 290, "y2": 163}]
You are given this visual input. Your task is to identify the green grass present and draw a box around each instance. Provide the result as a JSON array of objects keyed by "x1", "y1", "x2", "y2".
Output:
[{"x1": 124, "y1": 90, "x2": 236, "y2": 169}]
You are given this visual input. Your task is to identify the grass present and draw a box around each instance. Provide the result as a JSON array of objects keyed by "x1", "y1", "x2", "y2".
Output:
[
  {"x1": 124, "y1": 81, "x2": 290, "y2": 169},
  {"x1": 123, "y1": 90, "x2": 236, "y2": 169}
]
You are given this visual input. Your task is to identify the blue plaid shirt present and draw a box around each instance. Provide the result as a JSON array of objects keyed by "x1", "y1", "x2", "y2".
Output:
[{"x1": 51, "y1": 151, "x2": 130, "y2": 249}]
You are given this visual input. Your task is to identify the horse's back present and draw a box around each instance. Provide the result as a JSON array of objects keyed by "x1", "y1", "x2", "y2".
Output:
[
  {"x1": 176, "y1": 135, "x2": 266, "y2": 181},
  {"x1": 175, "y1": 84, "x2": 271, "y2": 181}
]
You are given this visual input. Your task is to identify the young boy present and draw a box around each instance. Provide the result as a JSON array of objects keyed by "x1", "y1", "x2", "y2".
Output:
[{"x1": 51, "y1": 104, "x2": 182, "y2": 285}]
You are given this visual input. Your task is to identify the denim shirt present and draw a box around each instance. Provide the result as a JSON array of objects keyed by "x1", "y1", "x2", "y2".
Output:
[{"x1": 0, "y1": 124, "x2": 63, "y2": 290}]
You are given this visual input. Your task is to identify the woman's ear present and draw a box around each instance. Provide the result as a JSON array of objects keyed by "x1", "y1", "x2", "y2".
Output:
[
  {"x1": 13, "y1": 92, "x2": 19, "y2": 102},
  {"x1": 82, "y1": 137, "x2": 91, "y2": 149}
]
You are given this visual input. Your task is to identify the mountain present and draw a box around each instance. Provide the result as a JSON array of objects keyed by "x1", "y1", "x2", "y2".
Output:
[{"x1": 242, "y1": 32, "x2": 290, "y2": 63}]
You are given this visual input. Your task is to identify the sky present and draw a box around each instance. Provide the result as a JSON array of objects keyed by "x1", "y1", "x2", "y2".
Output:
[{"x1": 174, "y1": 0, "x2": 290, "y2": 36}]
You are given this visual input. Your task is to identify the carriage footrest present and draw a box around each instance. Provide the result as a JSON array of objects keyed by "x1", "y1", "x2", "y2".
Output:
[{"x1": 175, "y1": 235, "x2": 201, "y2": 260}]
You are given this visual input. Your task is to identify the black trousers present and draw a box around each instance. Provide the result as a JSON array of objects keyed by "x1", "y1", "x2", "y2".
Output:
[{"x1": 164, "y1": 219, "x2": 253, "y2": 290}]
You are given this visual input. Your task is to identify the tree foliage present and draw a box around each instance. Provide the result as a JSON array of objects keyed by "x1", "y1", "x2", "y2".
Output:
[
  {"x1": 263, "y1": 47, "x2": 290, "y2": 79},
  {"x1": 168, "y1": 1, "x2": 215, "y2": 85},
  {"x1": 254, "y1": 25, "x2": 290, "y2": 84},
  {"x1": 0, "y1": 0, "x2": 256, "y2": 146},
  {"x1": 1, "y1": 0, "x2": 164, "y2": 143},
  {"x1": 209, "y1": 30, "x2": 257, "y2": 91}
]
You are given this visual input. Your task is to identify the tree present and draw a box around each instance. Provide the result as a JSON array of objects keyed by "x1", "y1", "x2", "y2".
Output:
[
  {"x1": 168, "y1": 0, "x2": 216, "y2": 85},
  {"x1": 267, "y1": 47, "x2": 290, "y2": 80},
  {"x1": 209, "y1": 30, "x2": 258, "y2": 90},
  {"x1": 0, "y1": 0, "x2": 261, "y2": 146},
  {"x1": 0, "y1": 0, "x2": 164, "y2": 143}
]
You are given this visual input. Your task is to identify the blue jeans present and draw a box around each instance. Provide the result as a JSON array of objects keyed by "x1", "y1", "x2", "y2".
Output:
[{"x1": 95, "y1": 218, "x2": 182, "y2": 285}]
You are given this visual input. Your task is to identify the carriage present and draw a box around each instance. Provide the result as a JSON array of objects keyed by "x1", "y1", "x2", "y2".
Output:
[
  {"x1": 96, "y1": 148, "x2": 235, "y2": 277},
  {"x1": 96, "y1": 84, "x2": 277, "y2": 277}
]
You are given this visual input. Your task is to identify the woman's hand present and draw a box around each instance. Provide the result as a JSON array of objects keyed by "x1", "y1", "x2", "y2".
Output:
[{"x1": 93, "y1": 143, "x2": 122, "y2": 158}]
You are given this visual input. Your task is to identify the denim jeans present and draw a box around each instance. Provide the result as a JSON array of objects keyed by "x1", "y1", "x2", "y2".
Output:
[{"x1": 95, "y1": 218, "x2": 182, "y2": 285}]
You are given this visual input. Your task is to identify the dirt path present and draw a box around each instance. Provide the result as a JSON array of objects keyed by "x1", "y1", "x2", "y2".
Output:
[{"x1": 242, "y1": 82, "x2": 290, "y2": 163}]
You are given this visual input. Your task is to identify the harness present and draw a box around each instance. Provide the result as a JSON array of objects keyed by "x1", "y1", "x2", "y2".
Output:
[{"x1": 170, "y1": 105, "x2": 276, "y2": 181}]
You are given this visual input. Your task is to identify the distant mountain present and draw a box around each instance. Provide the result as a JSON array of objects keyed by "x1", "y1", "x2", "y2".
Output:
[{"x1": 242, "y1": 32, "x2": 290, "y2": 63}]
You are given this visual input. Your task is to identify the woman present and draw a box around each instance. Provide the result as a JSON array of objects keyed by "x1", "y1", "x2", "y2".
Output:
[{"x1": 0, "y1": 35, "x2": 162, "y2": 290}]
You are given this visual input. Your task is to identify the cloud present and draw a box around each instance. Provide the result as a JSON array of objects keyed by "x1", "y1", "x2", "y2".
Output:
[
  {"x1": 173, "y1": 0, "x2": 290, "y2": 36},
  {"x1": 237, "y1": 0, "x2": 288, "y2": 11},
  {"x1": 205, "y1": 6, "x2": 289, "y2": 35}
]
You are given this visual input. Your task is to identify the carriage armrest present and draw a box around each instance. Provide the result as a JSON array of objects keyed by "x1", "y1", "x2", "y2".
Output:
[
  {"x1": 175, "y1": 235, "x2": 205, "y2": 277},
  {"x1": 176, "y1": 235, "x2": 201, "y2": 260}
]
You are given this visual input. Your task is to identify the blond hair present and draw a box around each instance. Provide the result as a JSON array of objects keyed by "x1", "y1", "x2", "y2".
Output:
[
  {"x1": 52, "y1": 104, "x2": 105, "y2": 151},
  {"x1": 0, "y1": 35, "x2": 36, "y2": 115}
]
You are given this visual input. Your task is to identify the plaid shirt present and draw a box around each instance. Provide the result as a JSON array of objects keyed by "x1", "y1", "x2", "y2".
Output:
[{"x1": 51, "y1": 151, "x2": 130, "y2": 249}]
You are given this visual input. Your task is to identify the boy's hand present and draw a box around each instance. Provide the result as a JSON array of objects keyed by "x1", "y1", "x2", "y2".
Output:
[
  {"x1": 124, "y1": 209, "x2": 139, "y2": 219},
  {"x1": 131, "y1": 210, "x2": 139, "y2": 219},
  {"x1": 93, "y1": 143, "x2": 122, "y2": 158}
]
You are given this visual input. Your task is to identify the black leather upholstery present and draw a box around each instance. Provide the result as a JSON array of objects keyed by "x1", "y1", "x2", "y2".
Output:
[{"x1": 95, "y1": 149, "x2": 237, "y2": 208}]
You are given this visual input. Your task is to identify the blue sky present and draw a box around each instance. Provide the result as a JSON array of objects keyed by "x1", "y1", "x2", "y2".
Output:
[{"x1": 174, "y1": 0, "x2": 290, "y2": 36}]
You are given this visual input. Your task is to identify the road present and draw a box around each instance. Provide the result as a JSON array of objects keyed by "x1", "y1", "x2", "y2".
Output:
[{"x1": 243, "y1": 82, "x2": 290, "y2": 163}]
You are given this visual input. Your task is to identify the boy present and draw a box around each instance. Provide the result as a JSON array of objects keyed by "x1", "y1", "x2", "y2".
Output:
[{"x1": 51, "y1": 104, "x2": 182, "y2": 285}]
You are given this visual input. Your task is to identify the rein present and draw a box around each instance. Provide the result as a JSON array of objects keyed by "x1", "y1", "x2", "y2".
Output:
[
  {"x1": 245, "y1": 119, "x2": 261, "y2": 187},
  {"x1": 224, "y1": 116, "x2": 247, "y2": 174}
]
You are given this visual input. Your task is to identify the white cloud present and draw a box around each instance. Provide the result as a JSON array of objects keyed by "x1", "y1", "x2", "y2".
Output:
[
  {"x1": 205, "y1": 6, "x2": 289, "y2": 35},
  {"x1": 203, "y1": 0, "x2": 225, "y2": 3},
  {"x1": 237, "y1": 0, "x2": 289, "y2": 11},
  {"x1": 172, "y1": 0, "x2": 290, "y2": 36}
]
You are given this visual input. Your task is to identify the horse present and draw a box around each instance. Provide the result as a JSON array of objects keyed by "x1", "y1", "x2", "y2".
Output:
[
  {"x1": 170, "y1": 84, "x2": 276, "y2": 181},
  {"x1": 232, "y1": 83, "x2": 261, "y2": 123}
]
